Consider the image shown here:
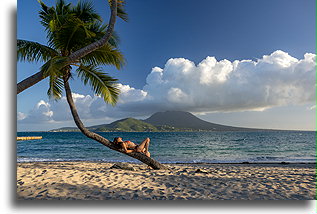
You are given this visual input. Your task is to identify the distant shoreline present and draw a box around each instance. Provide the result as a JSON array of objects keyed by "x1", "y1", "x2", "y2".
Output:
[
  {"x1": 17, "y1": 129, "x2": 315, "y2": 133},
  {"x1": 16, "y1": 160, "x2": 316, "y2": 166}
]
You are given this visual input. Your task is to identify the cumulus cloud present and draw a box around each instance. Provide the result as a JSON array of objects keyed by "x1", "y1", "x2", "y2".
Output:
[
  {"x1": 18, "y1": 50, "x2": 316, "y2": 124},
  {"x1": 17, "y1": 112, "x2": 26, "y2": 121},
  {"x1": 142, "y1": 50, "x2": 315, "y2": 113},
  {"x1": 18, "y1": 100, "x2": 54, "y2": 123},
  {"x1": 18, "y1": 88, "x2": 148, "y2": 124},
  {"x1": 18, "y1": 93, "x2": 96, "y2": 124}
]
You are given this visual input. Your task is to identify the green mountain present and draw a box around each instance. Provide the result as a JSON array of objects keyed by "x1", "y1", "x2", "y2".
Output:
[
  {"x1": 93, "y1": 118, "x2": 159, "y2": 132},
  {"x1": 51, "y1": 118, "x2": 157, "y2": 132},
  {"x1": 50, "y1": 111, "x2": 261, "y2": 132},
  {"x1": 144, "y1": 111, "x2": 255, "y2": 131}
]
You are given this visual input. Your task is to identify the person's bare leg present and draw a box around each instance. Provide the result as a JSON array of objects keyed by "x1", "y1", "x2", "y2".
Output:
[
  {"x1": 144, "y1": 139, "x2": 150, "y2": 153},
  {"x1": 145, "y1": 151, "x2": 150, "y2": 157},
  {"x1": 136, "y1": 138, "x2": 150, "y2": 153}
]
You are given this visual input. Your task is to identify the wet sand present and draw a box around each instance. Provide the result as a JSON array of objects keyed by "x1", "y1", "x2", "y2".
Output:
[{"x1": 17, "y1": 162, "x2": 315, "y2": 200}]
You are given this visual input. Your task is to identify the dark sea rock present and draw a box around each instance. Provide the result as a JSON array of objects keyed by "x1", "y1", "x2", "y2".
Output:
[
  {"x1": 280, "y1": 161, "x2": 289, "y2": 165},
  {"x1": 194, "y1": 169, "x2": 209, "y2": 174},
  {"x1": 110, "y1": 163, "x2": 135, "y2": 171}
]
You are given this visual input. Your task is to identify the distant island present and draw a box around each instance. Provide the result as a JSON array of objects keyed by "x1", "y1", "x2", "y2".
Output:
[{"x1": 50, "y1": 111, "x2": 264, "y2": 132}]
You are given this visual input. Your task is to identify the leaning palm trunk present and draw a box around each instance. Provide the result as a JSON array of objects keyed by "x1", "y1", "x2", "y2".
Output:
[
  {"x1": 17, "y1": 0, "x2": 118, "y2": 95},
  {"x1": 63, "y1": 78, "x2": 167, "y2": 170},
  {"x1": 17, "y1": 70, "x2": 45, "y2": 94}
]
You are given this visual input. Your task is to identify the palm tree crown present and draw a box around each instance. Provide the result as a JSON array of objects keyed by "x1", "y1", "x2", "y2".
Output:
[{"x1": 17, "y1": 0, "x2": 125, "y2": 105}]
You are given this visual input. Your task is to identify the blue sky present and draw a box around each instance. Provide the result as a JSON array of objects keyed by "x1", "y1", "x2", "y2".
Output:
[{"x1": 17, "y1": 0, "x2": 316, "y2": 131}]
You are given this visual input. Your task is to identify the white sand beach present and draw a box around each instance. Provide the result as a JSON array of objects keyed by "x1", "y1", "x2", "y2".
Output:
[{"x1": 17, "y1": 161, "x2": 315, "y2": 200}]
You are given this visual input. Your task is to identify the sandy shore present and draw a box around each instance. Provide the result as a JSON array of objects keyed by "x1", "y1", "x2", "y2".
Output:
[{"x1": 17, "y1": 161, "x2": 315, "y2": 200}]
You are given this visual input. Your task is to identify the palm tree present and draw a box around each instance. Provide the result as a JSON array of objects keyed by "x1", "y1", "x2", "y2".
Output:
[
  {"x1": 17, "y1": 0, "x2": 124, "y2": 94},
  {"x1": 18, "y1": 0, "x2": 123, "y2": 99},
  {"x1": 17, "y1": 0, "x2": 167, "y2": 169}
]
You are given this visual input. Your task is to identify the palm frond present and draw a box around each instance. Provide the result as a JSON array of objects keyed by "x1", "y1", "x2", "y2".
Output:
[
  {"x1": 40, "y1": 55, "x2": 68, "y2": 100},
  {"x1": 70, "y1": 21, "x2": 120, "y2": 49},
  {"x1": 39, "y1": 0, "x2": 74, "y2": 48},
  {"x1": 40, "y1": 56, "x2": 68, "y2": 78},
  {"x1": 49, "y1": 15, "x2": 99, "y2": 53},
  {"x1": 17, "y1": 39, "x2": 58, "y2": 62},
  {"x1": 77, "y1": 65, "x2": 120, "y2": 105},
  {"x1": 89, "y1": 23, "x2": 120, "y2": 48},
  {"x1": 80, "y1": 44, "x2": 125, "y2": 69},
  {"x1": 117, "y1": 0, "x2": 128, "y2": 22},
  {"x1": 38, "y1": 0, "x2": 123, "y2": 53},
  {"x1": 72, "y1": 1, "x2": 102, "y2": 23},
  {"x1": 107, "y1": 29, "x2": 120, "y2": 48},
  {"x1": 63, "y1": 16, "x2": 88, "y2": 52},
  {"x1": 38, "y1": 0, "x2": 52, "y2": 28},
  {"x1": 109, "y1": 0, "x2": 128, "y2": 22},
  {"x1": 38, "y1": 0, "x2": 68, "y2": 33},
  {"x1": 47, "y1": 75, "x2": 64, "y2": 100},
  {"x1": 55, "y1": 0, "x2": 71, "y2": 15}
]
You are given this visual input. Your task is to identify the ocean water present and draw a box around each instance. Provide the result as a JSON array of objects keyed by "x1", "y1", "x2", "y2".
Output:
[{"x1": 17, "y1": 131, "x2": 316, "y2": 164}]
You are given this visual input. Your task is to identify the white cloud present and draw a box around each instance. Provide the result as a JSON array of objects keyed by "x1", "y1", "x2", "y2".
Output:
[
  {"x1": 18, "y1": 89, "x2": 148, "y2": 124},
  {"x1": 17, "y1": 112, "x2": 26, "y2": 120},
  {"x1": 18, "y1": 50, "x2": 316, "y2": 125},
  {"x1": 142, "y1": 50, "x2": 315, "y2": 113},
  {"x1": 20, "y1": 100, "x2": 55, "y2": 123},
  {"x1": 116, "y1": 83, "x2": 147, "y2": 104}
]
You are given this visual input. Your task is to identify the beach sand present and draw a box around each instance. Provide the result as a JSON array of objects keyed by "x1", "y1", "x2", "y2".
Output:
[{"x1": 17, "y1": 161, "x2": 315, "y2": 200}]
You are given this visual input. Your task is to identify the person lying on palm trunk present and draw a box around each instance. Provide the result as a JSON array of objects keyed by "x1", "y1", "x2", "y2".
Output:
[{"x1": 113, "y1": 137, "x2": 151, "y2": 157}]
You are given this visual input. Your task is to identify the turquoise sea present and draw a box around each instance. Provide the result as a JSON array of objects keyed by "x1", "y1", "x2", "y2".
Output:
[{"x1": 17, "y1": 131, "x2": 315, "y2": 164}]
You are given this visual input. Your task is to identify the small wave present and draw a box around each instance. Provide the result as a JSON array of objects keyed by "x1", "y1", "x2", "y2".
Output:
[
  {"x1": 231, "y1": 138, "x2": 245, "y2": 142},
  {"x1": 17, "y1": 157, "x2": 140, "y2": 163},
  {"x1": 17, "y1": 157, "x2": 66, "y2": 162}
]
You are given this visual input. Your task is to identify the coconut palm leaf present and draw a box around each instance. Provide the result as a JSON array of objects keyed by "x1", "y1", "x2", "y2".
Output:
[
  {"x1": 76, "y1": 65, "x2": 120, "y2": 105},
  {"x1": 47, "y1": 75, "x2": 64, "y2": 99},
  {"x1": 39, "y1": 0, "x2": 81, "y2": 50},
  {"x1": 106, "y1": 30, "x2": 120, "y2": 48},
  {"x1": 39, "y1": 0, "x2": 122, "y2": 53},
  {"x1": 40, "y1": 56, "x2": 68, "y2": 78},
  {"x1": 109, "y1": 0, "x2": 128, "y2": 22},
  {"x1": 71, "y1": 1, "x2": 102, "y2": 23},
  {"x1": 17, "y1": 40, "x2": 58, "y2": 62},
  {"x1": 117, "y1": 0, "x2": 128, "y2": 22},
  {"x1": 87, "y1": 23, "x2": 120, "y2": 48},
  {"x1": 53, "y1": 18, "x2": 121, "y2": 54},
  {"x1": 38, "y1": 0, "x2": 71, "y2": 34},
  {"x1": 55, "y1": 0, "x2": 72, "y2": 15},
  {"x1": 80, "y1": 43, "x2": 125, "y2": 69},
  {"x1": 50, "y1": 15, "x2": 95, "y2": 53},
  {"x1": 40, "y1": 55, "x2": 69, "y2": 99}
]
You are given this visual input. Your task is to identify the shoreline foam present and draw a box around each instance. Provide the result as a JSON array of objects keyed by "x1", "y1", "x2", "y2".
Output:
[{"x1": 17, "y1": 158, "x2": 317, "y2": 165}]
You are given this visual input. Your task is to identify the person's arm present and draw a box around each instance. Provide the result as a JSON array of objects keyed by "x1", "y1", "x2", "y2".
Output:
[{"x1": 121, "y1": 142, "x2": 134, "y2": 153}]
